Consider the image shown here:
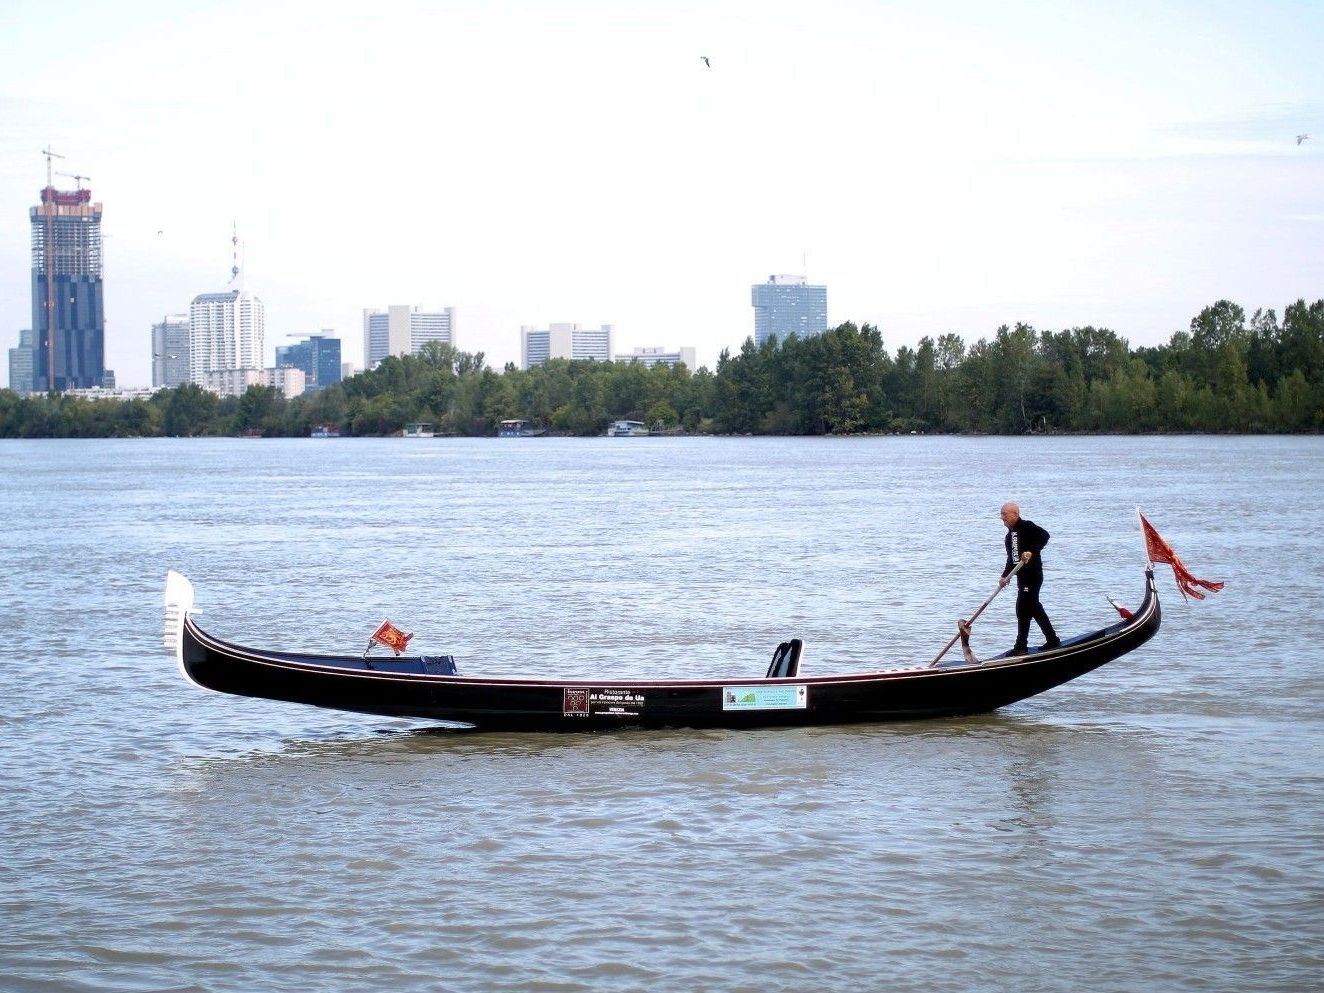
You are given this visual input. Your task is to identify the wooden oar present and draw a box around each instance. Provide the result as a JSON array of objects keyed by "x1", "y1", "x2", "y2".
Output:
[{"x1": 927, "y1": 560, "x2": 1024, "y2": 668}]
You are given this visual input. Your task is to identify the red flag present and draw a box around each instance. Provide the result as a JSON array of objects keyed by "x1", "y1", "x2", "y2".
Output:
[
  {"x1": 1105, "y1": 596, "x2": 1134, "y2": 619},
  {"x1": 370, "y1": 619, "x2": 414, "y2": 655},
  {"x1": 1138, "y1": 512, "x2": 1225, "y2": 601}
]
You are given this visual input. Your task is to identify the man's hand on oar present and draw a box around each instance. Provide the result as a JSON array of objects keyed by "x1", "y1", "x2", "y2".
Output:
[
  {"x1": 957, "y1": 618, "x2": 979, "y2": 664},
  {"x1": 929, "y1": 559, "x2": 1024, "y2": 667}
]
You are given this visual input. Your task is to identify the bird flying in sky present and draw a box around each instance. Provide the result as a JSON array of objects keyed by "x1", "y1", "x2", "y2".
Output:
[
  {"x1": 701, "y1": 56, "x2": 711, "y2": 68},
  {"x1": 1297, "y1": 133, "x2": 1310, "y2": 145}
]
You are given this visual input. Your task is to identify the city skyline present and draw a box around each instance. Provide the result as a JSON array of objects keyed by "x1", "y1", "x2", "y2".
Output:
[{"x1": 1, "y1": 1, "x2": 1321, "y2": 390}]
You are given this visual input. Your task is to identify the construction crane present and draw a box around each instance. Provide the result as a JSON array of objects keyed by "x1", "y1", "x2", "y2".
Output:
[
  {"x1": 42, "y1": 146, "x2": 64, "y2": 187},
  {"x1": 40, "y1": 148, "x2": 64, "y2": 391},
  {"x1": 55, "y1": 170, "x2": 92, "y2": 190}
]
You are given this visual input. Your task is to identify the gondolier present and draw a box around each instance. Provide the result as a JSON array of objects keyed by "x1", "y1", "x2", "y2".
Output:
[{"x1": 999, "y1": 502, "x2": 1060, "y2": 656}]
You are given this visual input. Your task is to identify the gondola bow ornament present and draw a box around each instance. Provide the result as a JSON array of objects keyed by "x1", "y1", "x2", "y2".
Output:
[{"x1": 1138, "y1": 511, "x2": 1225, "y2": 601}]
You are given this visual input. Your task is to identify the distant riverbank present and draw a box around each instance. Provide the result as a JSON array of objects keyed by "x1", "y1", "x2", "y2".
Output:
[{"x1": 5, "y1": 298, "x2": 1321, "y2": 438}]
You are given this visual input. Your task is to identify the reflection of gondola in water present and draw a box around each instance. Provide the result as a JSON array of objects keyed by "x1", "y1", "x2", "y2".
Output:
[{"x1": 163, "y1": 568, "x2": 1161, "y2": 733}]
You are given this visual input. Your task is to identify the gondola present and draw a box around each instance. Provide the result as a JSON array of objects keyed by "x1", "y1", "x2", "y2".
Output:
[{"x1": 163, "y1": 567, "x2": 1161, "y2": 732}]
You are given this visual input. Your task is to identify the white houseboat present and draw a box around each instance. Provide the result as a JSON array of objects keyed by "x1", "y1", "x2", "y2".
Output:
[{"x1": 498, "y1": 419, "x2": 545, "y2": 437}]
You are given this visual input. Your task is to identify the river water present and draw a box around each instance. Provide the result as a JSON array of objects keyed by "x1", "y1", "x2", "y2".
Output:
[{"x1": 1, "y1": 436, "x2": 1320, "y2": 992}]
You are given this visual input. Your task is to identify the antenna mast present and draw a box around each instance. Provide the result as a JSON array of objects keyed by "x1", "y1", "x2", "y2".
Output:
[{"x1": 230, "y1": 222, "x2": 241, "y2": 285}]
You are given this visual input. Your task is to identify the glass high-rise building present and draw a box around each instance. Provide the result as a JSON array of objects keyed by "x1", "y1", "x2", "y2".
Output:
[
  {"x1": 276, "y1": 333, "x2": 342, "y2": 393},
  {"x1": 31, "y1": 186, "x2": 104, "y2": 391},
  {"x1": 751, "y1": 274, "x2": 828, "y2": 347},
  {"x1": 151, "y1": 315, "x2": 190, "y2": 388},
  {"x1": 8, "y1": 329, "x2": 35, "y2": 395}
]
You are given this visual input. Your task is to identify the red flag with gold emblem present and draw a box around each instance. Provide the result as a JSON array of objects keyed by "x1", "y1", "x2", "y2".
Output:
[
  {"x1": 1139, "y1": 512, "x2": 1225, "y2": 601},
  {"x1": 370, "y1": 620, "x2": 414, "y2": 655}
]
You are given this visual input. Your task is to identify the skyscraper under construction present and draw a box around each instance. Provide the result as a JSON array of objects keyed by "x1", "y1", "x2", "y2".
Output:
[{"x1": 31, "y1": 181, "x2": 105, "y2": 391}]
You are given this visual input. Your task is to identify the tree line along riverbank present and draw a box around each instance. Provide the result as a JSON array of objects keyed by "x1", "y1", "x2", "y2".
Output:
[{"x1": 2, "y1": 298, "x2": 1321, "y2": 438}]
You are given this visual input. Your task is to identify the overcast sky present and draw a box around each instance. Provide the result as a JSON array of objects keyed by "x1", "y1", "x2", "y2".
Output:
[{"x1": 1, "y1": 0, "x2": 1320, "y2": 388}]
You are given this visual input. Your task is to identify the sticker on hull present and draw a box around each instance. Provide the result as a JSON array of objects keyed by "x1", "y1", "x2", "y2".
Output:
[
  {"x1": 722, "y1": 685, "x2": 808, "y2": 711},
  {"x1": 563, "y1": 688, "x2": 645, "y2": 718}
]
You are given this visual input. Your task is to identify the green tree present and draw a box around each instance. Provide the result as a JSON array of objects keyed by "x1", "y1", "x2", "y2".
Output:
[
  {"x1": 235, "y1": 385, "x2": 282, "y2": 436},
  {"x1": 991, "y1": 323, "x2": 1040, "y2": 432},
  {"x1": 161, "y1": 383, "x2": 218, "y2": 437},
  {"x1": 714, "y1": 338, "x2": 774, "y2": 433},
  {"x1": 1281, "y1": 299, "x2": 1324, "y2": 387},
  {"x1": 1274, "y1": 370, "x2": 1315, "y2": 430}
]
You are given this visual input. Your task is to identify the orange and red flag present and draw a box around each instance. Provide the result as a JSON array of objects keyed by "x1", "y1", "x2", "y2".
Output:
[
  {"x1": 1139, "y1": 512, "x2": 1225, "y2": 601},
  {"x1": 370, "y1": 620, "x2": 414, "y2": 655}
]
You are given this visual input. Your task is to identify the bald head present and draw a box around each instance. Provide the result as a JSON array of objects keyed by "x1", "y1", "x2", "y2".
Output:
[{"x1": 1000, "y1": 502, "x2": 1021, "y2": 528}]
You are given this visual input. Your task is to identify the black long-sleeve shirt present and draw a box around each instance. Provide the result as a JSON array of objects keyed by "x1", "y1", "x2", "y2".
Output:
[{"x1": 1003, "y1": 518, "x2": 1050, "y2": 582}]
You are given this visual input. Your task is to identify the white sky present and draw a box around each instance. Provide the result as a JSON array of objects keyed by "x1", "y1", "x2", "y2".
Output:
[{"x1": 1, "y1": 0, "x2": 1321, "y2": 388}]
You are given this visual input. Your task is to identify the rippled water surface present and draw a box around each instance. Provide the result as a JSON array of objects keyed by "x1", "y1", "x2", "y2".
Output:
[{"x1": 2, "y1": 436, "x2": 1321, "y2": 992}]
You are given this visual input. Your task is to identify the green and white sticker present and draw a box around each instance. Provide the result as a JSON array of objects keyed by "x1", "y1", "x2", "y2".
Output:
[{"x1": 722, "y1": 685, "x2": 808, "y2": 711}]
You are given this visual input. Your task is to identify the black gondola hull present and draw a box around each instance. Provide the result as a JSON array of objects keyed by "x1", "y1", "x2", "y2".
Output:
[{"x1": 170, "y1": 570, "x2": 1161, "y2": 731}]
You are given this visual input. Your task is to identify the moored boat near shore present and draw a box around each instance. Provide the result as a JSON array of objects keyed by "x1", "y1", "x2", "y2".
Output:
[{"x1": 498, "y1": 419, "x2": 546, "y2": 437}]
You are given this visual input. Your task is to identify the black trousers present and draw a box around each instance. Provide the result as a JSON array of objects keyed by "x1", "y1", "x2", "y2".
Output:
[{"x1": 1015, "y1": 574, "x2": 1058, "y2": 648}]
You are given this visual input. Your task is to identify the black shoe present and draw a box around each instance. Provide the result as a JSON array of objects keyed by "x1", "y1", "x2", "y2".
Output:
[
  {"x1": 1007, "y1": 645, "x2": 1028, "y2": 657},
  {"x1": 1040, "y1": 638, "x2": 1062, "y2": 651}
]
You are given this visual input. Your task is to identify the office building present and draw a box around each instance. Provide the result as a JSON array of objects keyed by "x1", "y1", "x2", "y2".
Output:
[
  {"x1": 203, "y1": 365, "x2": 305, "y2": 398},
  {"x1": 520, "y1": 323, "x2": 614, "y2": 369},
  {"x1": 276, "y1": 332, "x2": 341, "y2": 393},
  {"x1": 625, "y1": 346, "x2": 697, "y2": 370},
  {"x1": 362, "y1": 306, "x2": 455, "y2": 368},
  {"x1": 66, "y1": 385, "x2": 154, "y2": 400},
  {"x1": 151, "y1": 315, "x2": 190, "y2": 389},
  {"x1": 751, "y1": 274, "x2": 828, "y2": 347},
  {"x1": 261, "y1": 366, "x2": 305, "y2": 397},
  {"x1": 31, "y1": 184, "x2": 105, "y2": 391},
  {"x1": 8, "y1": 329, "x2": 34, "y2": 394}
]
